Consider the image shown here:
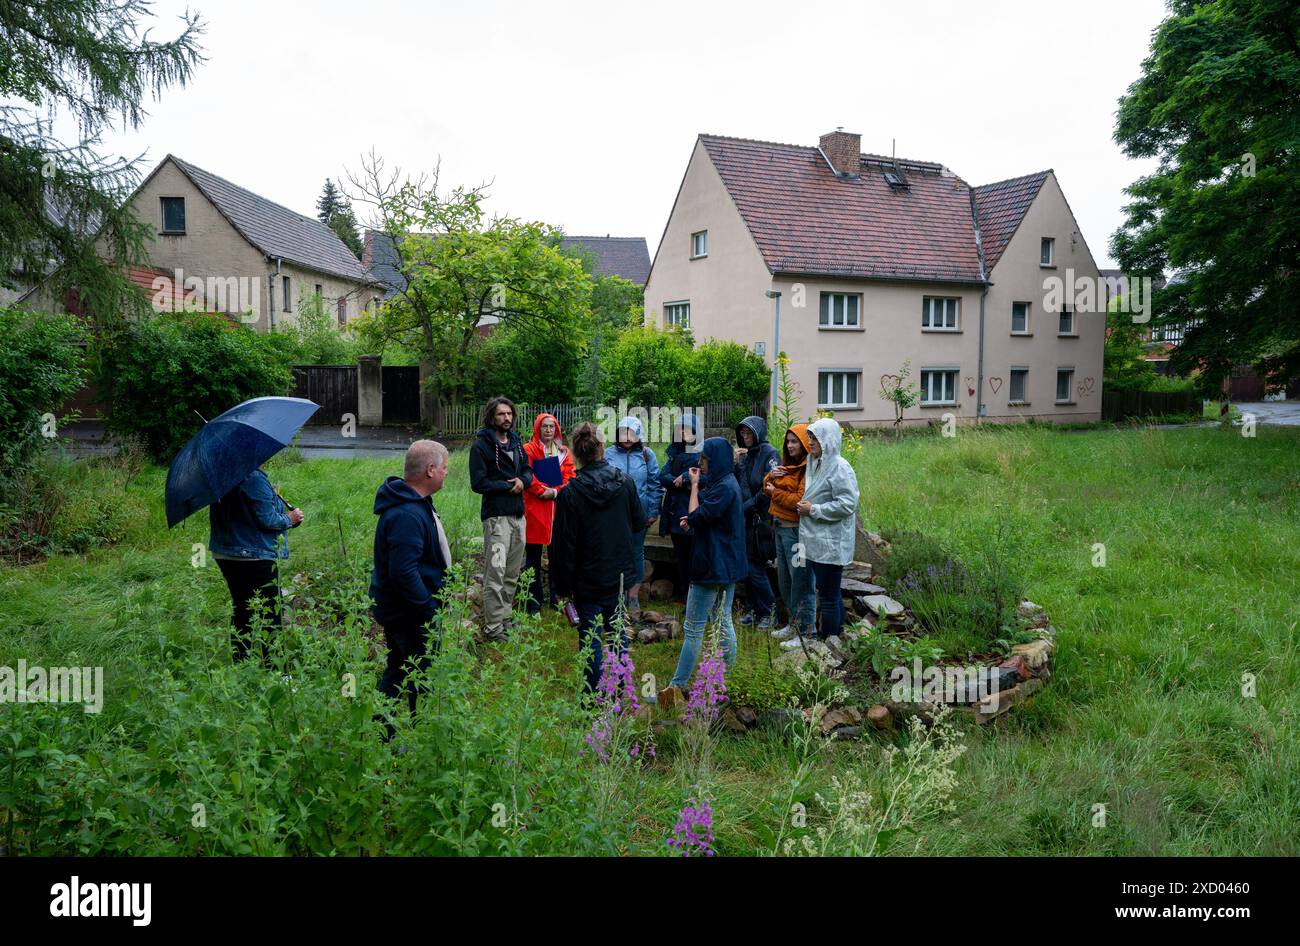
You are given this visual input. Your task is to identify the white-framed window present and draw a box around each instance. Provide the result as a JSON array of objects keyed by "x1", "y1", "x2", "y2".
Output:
[
  {"x1": 1058, "y1": 306, "x2": 1075, "y2": 335},
  {"x1": 1056, "y1": 368, "x2": 1074, "y2": 403},
  {"x1": 818, "y1": 370, "x2": 861, "y2": 409},
  {"x1": 1011, "y1": 301, "x2": 1030, "y2": 334},
  {"x1": 922, "y1": 296, "x2": 960, "y2": 330},
  {"x1": 664, "y1": 301, "x2": 690, "y2": 328},
  {"x1": 1041, "y1": 237, "x2": 1055, "y2": 266},
  {"x1": 919, "y1": 368, "x2": 959, "y2": 405},
  {"x1": 1009, "y1": 368, "x2": 1028, "y2": 404},
  {"x1": 691, "y1": 230, "x2": 708, "y2": 259},
  {"x1": 819, "y1": 292, "x2": 861, "y2": 328}
]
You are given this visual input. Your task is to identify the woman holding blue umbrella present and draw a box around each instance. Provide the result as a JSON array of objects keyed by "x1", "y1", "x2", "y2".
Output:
[
  {"x1": 165, "y1": 396, "x2": 318, "y2": 664},
  {"x1": 209, "y1": 469, "x2": 304, "y2": 662}
]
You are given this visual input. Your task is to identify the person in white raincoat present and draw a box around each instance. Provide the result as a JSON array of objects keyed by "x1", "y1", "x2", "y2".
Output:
[{"x1": 783, "y1": 417, "x2": 860, "y2": 648}]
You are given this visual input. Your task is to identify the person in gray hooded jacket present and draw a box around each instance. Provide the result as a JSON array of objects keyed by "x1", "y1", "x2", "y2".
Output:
[{"x1": 783, "y1": 417, "x2": 860, "y2": 648}]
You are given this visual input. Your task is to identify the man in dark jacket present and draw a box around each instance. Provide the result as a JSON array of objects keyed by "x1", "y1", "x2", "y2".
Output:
[
  {"x1": 550, "y1": 422, "x2": 645, "y2": 694},
  {"x1": 369, "y1": 440, "x2": 452, "y2": 737},
  {"x1": 734, "y1": 415, "x2": 779, "y2": 627},
  {"x1": 665, "y1": 436, "x2": 747, "y2": 694},
  {"x1": 468, "y1": 396, "x2": 534, "y2": 642}
]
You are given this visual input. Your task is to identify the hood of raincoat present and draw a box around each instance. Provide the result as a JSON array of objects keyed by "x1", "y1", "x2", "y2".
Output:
[
  {"x1": 529, "y1": 412, "x2": 564, "y2": 449},
  {"x1": 807, "y1": 417, "x2": 844, "y2": 489},
  {"x1": 736, "y1": 415, "x2": 769, "y2": 454},
  {"x1": 614, "y1": 415, "x2": 644, "y2": 449},
  {"x1": 566, "y1": 458, "x2": 628, "y2": 510},
  {"x1": 781, "y1": 423, "x2": 812, "y2": 469},
  {"x1": 373, "y1": 474, "x2": 429, "y2": 515},
  {"x1": 700, "y1": 436, "x2": 735, "y2": 479},
  {"x1": 670, "y1": 412, "x2": 700, "y2": 451}
]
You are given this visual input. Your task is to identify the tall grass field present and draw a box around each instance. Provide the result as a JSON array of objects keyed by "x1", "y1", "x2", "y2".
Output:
[{"x1": 1, "y1": 424, "x2": 1296, "y2": 855}]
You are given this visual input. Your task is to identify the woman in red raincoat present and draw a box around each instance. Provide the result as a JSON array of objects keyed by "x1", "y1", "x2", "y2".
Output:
[{"x1": 523, "y1": 412, "x2": 576, "y2": 614}]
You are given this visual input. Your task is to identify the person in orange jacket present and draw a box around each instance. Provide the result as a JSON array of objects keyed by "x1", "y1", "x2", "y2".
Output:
[
  {"x1": 763, "y1": 423, "x2": 817, "y2": 642},
  {"x1": 523, "y1": 412, "x2": 576, "y2": 614}
]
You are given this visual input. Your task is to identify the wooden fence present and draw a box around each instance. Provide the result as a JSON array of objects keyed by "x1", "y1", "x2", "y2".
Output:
[
  {"x1": 1101, "y1": 388, "x2": 1201, "y2": 421},
  {"x1": 291, "y1": 365, "x2": 357, "y2": 426}
]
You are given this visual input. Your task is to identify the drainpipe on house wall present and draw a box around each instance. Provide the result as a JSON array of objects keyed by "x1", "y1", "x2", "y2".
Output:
[
  {"x1": 969, "y1": 190, "x2": 991, "y2": 423},
  {"x1": 976, "y1": 285, "x2": 988, "y2": 422},
  {"x1": 268, "y1": 257, "x2": 282, "y2": 330}
]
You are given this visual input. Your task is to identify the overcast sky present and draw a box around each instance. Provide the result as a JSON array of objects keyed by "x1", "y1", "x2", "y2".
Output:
[{"x1": 92, "y1": 0, "x2": 1171, "y2": 269}]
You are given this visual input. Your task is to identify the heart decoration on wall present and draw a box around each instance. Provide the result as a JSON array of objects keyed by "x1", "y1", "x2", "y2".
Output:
[
  {"x1": 965, "y1": 375, "x2": 975, "y2": 397},
  {"x1": 880, "y1": 374, "x2": 902, "y2": 393},
  {"x1": 1077, "y1": 377, "x2": 1096, "y2": 399},
  {"x1": 988, "y1": 376, "x2": 1003, "y2": 394}
]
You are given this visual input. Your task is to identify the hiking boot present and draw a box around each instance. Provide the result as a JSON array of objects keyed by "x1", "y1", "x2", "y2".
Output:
[
  {"x1": 770, "y1": 624, "x2": 796, "y2": 640},
  {"x1": 780, "y1": 634, "x2": 816, "y2": 650},
  {"x1": 757, "y1": 615, "x2": 773, "y2": 630},
  {"x1": 738, "y1": 612, "x2": 756, "y2": 626}
]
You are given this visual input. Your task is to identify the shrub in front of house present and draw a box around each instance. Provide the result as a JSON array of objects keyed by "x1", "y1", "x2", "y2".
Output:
[
  {"x1": 0, "y1": 307, "x2": 86, "y2": 479},
  {"x1": 98, "y1": 310, "x2": 294, "y2": 461}
]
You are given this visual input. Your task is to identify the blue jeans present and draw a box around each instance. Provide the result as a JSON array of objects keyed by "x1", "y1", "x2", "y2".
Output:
[
  {"x1": 774, "y1": 524, "x2": 817, "y2": 634},
  {"x1": 575, "y1": 596, "x2": 627, "y2": 694},
  {"x1": 670, "y1": 583, "x2": 737, "y2": 689},
  {"x1": 629, "y1": 528, "x2": 647, "y2": 587},
  {"x1": 810, "y1": 561, "x2": 844, "y2": 639}
]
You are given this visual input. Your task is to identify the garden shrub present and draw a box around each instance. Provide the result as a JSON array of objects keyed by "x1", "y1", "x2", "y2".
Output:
[
  {"x1": 878, "y1": 527, "x2": 1026, "y2": 658},
  {"x1": 0, "y1": 307, "x2": 86, "y2": 479},
  {"x1": 97, "y1": 311, "x2": 294, "y2": 461}
]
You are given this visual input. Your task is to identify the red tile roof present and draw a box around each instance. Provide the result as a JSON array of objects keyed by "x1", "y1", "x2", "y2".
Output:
[
  {"x1": 698, "y1": 134, "x2": 1049, "y2": 285},
  {"x1": 971, "y1": 171, "x2": 1050, "y2": 271}
]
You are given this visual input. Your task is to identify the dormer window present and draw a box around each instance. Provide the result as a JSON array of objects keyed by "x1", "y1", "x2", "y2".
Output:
[
  {"x1": 883, "y1": 170, "x2": 909, "y2": 191},
  {"x1": 691, "y1": 230, "x2": 708, "y2": 259}
]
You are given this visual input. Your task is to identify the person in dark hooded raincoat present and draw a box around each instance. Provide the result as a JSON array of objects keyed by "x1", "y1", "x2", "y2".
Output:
[
  {"x1": 658, "y1": 412, "x2": 701, "y2": 597},
  {"x1": 550, "y1": 422, "x2": 646, "y2": 695},
  {"x1": 664, "y1": 436, "x2": 746, "y2": 693},
  {"x1": 733, "y1": 414, "x2": 780, "y2": 627}
]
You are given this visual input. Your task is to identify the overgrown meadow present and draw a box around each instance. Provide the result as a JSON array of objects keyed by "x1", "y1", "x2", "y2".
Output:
[{"x1": 1, "y1": 423, "x2": 1297, "y2": 855}]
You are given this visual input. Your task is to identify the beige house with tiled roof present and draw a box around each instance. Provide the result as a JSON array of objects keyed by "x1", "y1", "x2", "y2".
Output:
[
  {"x1": 122, "y1": 155, "x2": 383, "y2": 330},
  {"x1": 645, "y1": 129, "x2": 1105, "y2": 425}
]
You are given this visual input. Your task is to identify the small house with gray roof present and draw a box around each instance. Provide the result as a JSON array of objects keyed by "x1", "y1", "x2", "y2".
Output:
[{"x1": 121, "y1": 155, "x2": 383, "y2": 330}]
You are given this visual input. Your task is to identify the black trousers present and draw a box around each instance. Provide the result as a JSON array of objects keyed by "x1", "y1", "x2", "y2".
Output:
[
  {"x1": 669, "y1": 532, "x2": 694, "y2": 599},
  {"x1": 216, "y1": 558, "x2": 280, "y2": 664},
  {"x1": 378, "y1": 615, "x2": 440, "y2": 733},
  {"x1": 525, "y1": 543, "x2": 555, "y2": 614}
]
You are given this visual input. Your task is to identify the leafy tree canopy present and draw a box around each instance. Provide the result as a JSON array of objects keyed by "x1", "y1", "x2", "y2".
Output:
[
  {"x1": 1111, "y1": 0, "x2": 1300, "y2": 384},
  {"x1": 0, "y1": 0, "x2": 205, "y2": 326}
]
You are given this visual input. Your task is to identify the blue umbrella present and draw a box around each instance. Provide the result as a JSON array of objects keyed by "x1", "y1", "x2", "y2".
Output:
[{"x1": 165, "y1": 396, "x2": 319, "y2": 528}]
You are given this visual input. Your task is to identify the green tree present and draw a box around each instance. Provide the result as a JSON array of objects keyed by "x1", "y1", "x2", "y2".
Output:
[
  {"x1": 346, "y1": 154, "x2": 592, "y2": 429},
  {"x1": 0, "y1": 308, "x2": 86, "y2": 477},
  {"x1": 686, "y1": 339, "x2": 770, "y2": 406},
  {"x1": 479, "y1": 321, "x2": 586, "y2": 404},
  {"x1": 596, "y1": 325, "x2": 694, "y2": 406},
  {"x1": 99, "y1": 311, "x2": 293, "y2": 460},
  {"x1": 1104, "y1": 296, "x2": 1162, "y2": 390},
  {"x1": 317, "y1": 178, "x2": 362, "y2": 259},
  {"x1": 552, "y1": 240, "x2": 644, "y2": 397},
  {"x1": 278, "y1": 291, "x2": 362, "y2": 365},
  {"x1": 1111, "y1": 0, "x2": 1300, "y2": 386},
  {"x1": 0, "y1": 1, "x2": 205, "y2": 327}
]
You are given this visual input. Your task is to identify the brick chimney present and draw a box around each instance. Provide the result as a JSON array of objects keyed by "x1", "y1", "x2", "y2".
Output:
[{"x1": 819, "y1": 128, "x2": 861, "y2": 178}]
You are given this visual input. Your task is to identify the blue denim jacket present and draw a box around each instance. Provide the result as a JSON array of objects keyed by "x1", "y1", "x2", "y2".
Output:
[{"x1": 209, "y1": 469, "x2": 292, "y2": 560}]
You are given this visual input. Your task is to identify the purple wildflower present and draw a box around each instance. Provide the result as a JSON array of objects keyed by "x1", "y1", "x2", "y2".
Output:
[
  {"x1": 595, "y1": 643, "x2": 639, "y2": 715},
  {"x1": 582, "y1": 714, "x2": 612, "y2": 763},
  {"x1": 683, "y1": 647, "x2": 727, "y2": 722},
  {"x1": 666, "y1": 799, "x2": 715, "y2": 857}
]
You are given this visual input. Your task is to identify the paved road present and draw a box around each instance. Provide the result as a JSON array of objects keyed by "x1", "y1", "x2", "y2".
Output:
[
  {"x1": 1235, "y1": 401, "x2": 1300, "y2": 426},
  {"x1": 56, "y1": 420, "x2": 427, "y2": 460}
]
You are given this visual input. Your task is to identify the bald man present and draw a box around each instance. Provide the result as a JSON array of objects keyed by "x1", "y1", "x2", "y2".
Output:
[{"x1": 369, "y1": 439, "x2": 453, "y2": 737}]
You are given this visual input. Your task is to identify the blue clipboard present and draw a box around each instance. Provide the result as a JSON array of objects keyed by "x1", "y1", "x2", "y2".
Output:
[{"x1": 532, "y1": 454, "x2": 563, "y2": 487}]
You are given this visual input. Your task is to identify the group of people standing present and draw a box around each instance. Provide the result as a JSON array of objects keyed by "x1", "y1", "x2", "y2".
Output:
[{"x1": 207, "y1": 395, "x2": 860, "y2": 732}]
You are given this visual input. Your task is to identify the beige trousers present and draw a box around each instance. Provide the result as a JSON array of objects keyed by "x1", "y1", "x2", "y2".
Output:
[{"x1": 482, "y1": 515, "x2": 527, "y2": 637}]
